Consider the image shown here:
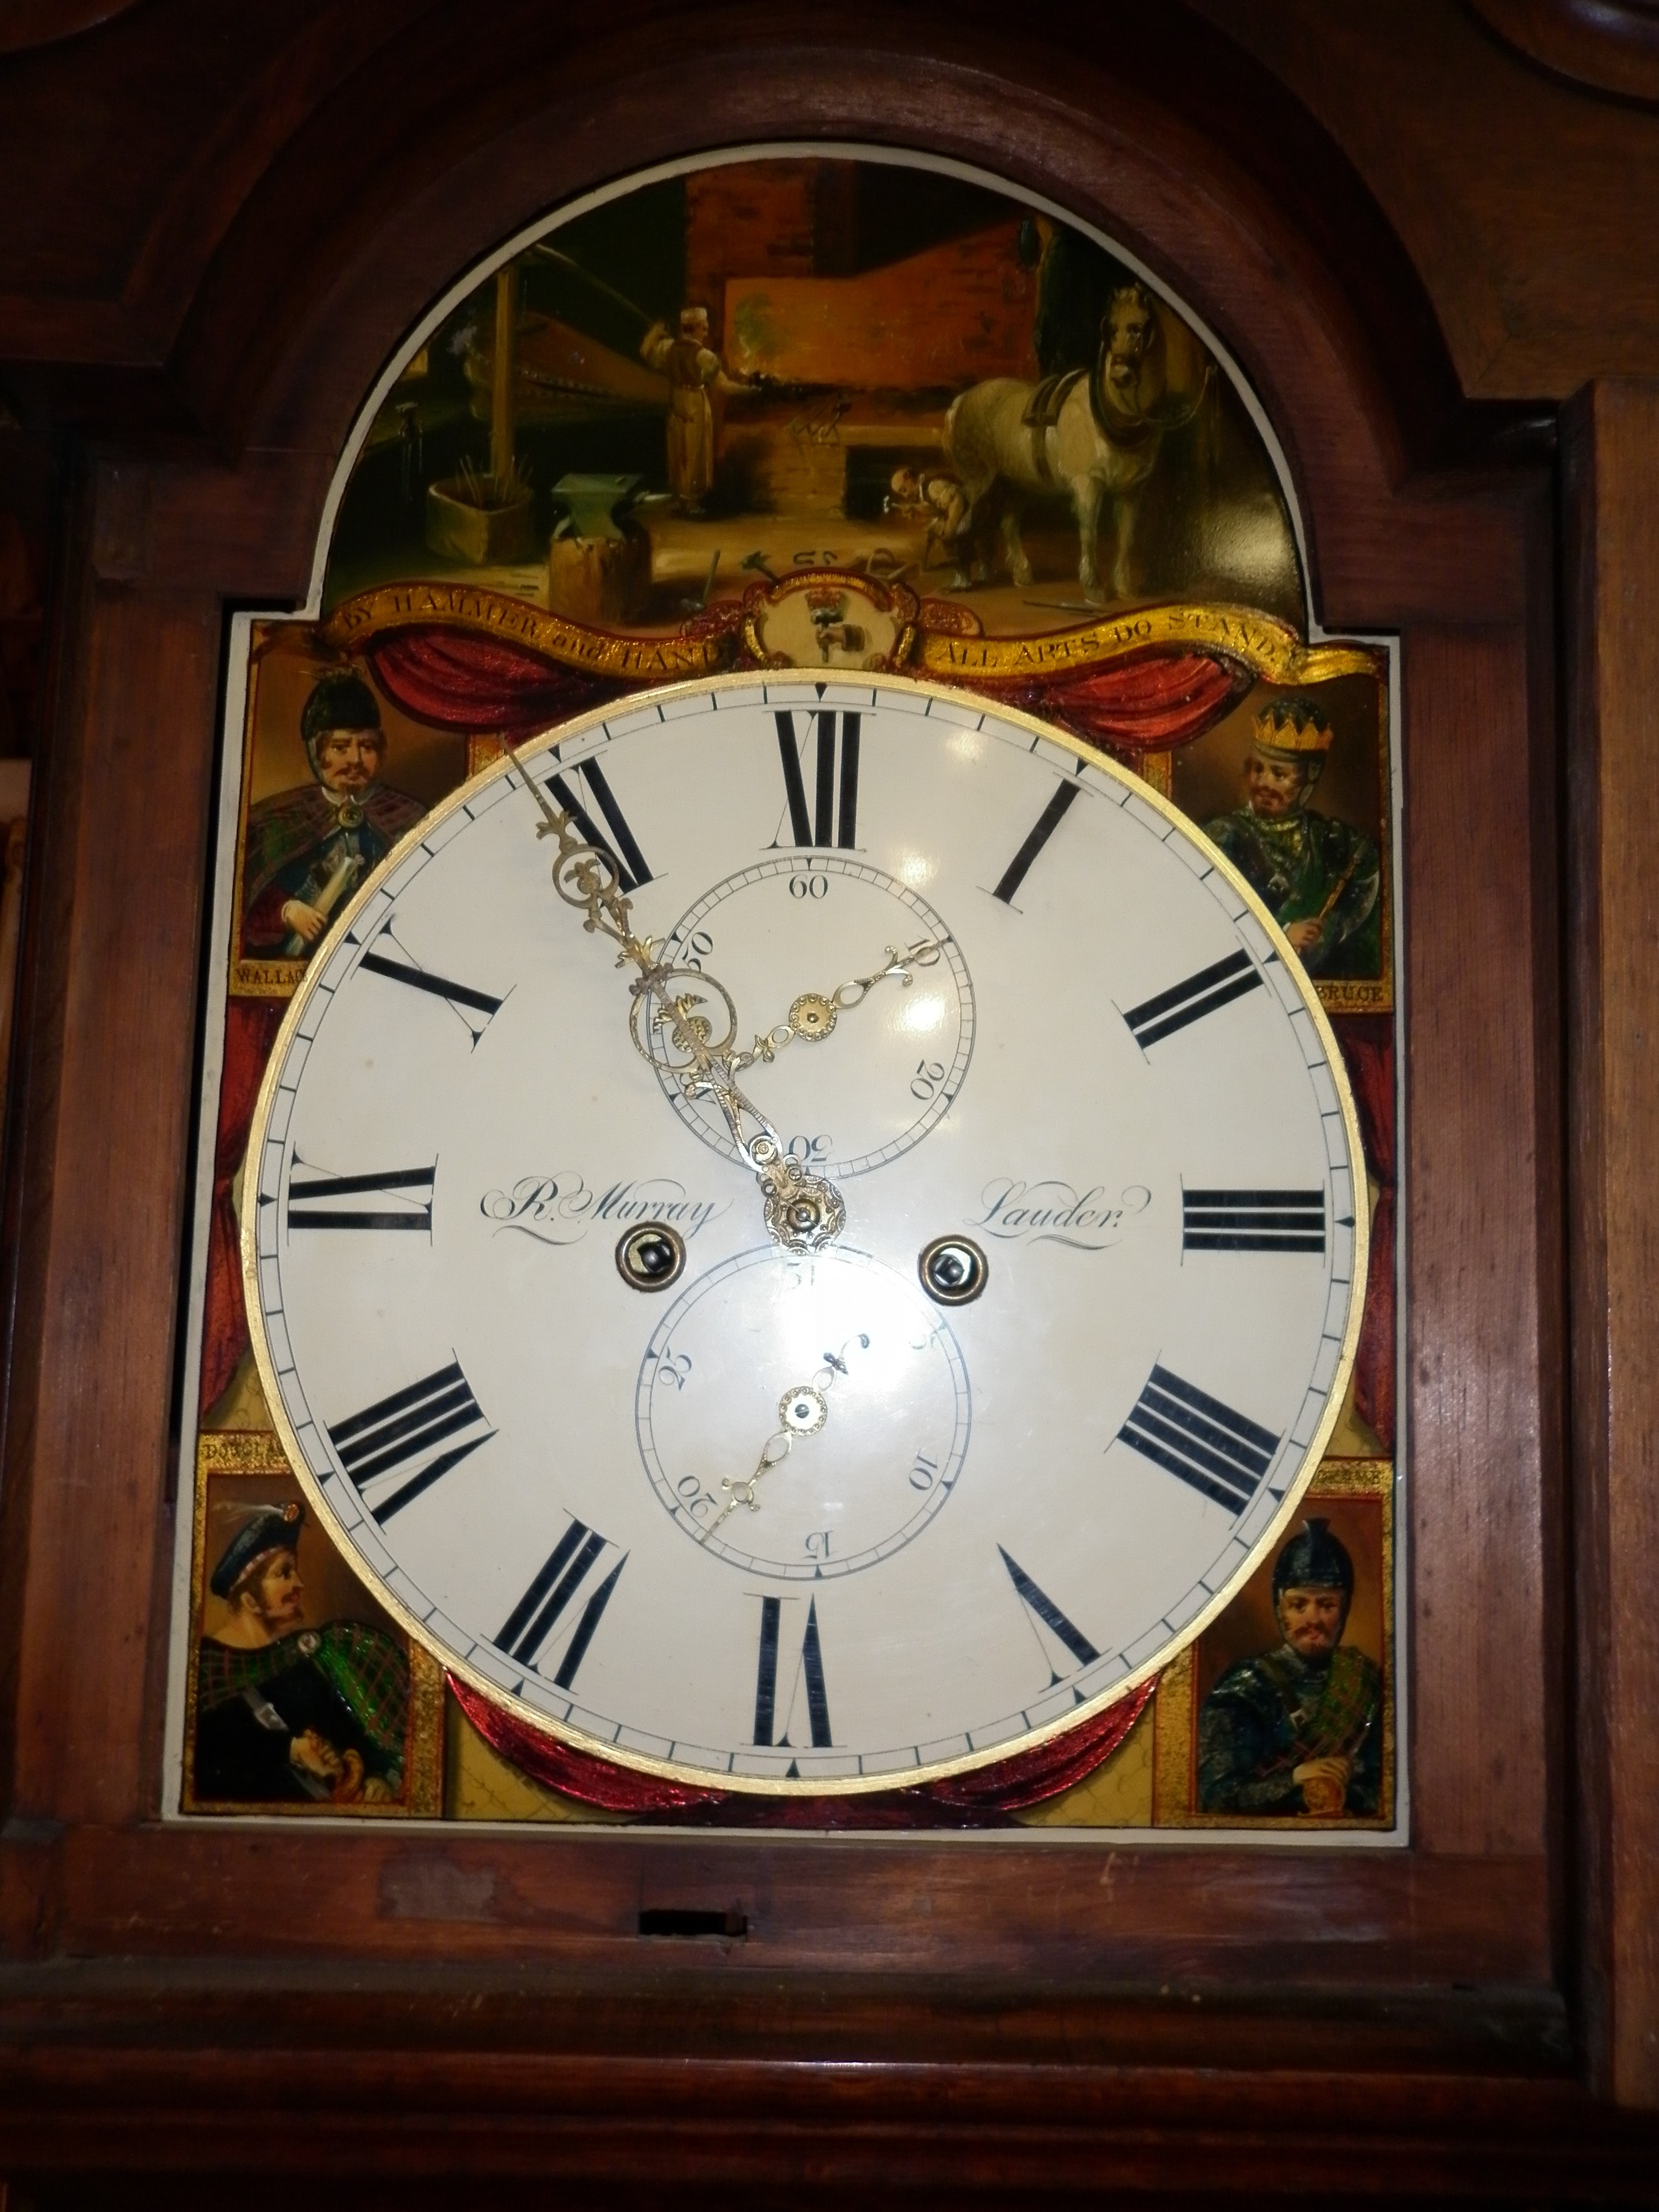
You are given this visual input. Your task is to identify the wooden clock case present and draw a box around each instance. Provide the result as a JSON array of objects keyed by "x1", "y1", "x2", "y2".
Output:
[{"x1": 0, "y1": 2, "x2": 1655, "y2": 2198}]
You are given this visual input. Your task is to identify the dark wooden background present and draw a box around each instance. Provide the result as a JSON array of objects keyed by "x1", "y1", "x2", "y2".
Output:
[{"x1": 0, "y1": 1, "x2": 1655, "y2": 2199}]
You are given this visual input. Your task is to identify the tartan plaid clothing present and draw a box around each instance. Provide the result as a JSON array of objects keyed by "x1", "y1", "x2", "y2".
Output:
[
  {"x1": 195, "y1": 1621, "x2": 410, "y2": 1804},
  {"x1": 1197, "y1": 1641, "x2": 1381, "y2": 1817}
]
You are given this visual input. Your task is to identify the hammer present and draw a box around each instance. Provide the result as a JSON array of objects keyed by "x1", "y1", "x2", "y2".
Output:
[{"x1": 740, "y1": 550, "x2": 779, "y2": 583}]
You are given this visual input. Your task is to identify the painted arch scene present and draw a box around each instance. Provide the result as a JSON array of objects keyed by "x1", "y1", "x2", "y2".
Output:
[{"x1": 325, "y1": 154, "x2": 1305, "y2": 635}]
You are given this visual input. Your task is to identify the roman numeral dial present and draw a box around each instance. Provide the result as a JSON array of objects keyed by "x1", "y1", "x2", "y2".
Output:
[{"x1": 241, "y1": 670, "x2": 1371, "y2": 1799}]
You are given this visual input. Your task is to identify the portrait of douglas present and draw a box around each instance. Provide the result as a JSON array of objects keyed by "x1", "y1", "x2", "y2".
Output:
[
  {"x1": 192, "y1": 1499, "x2": 411, "y2": 1807},
  {"x1": 1196, "y1": 1516, "x2": 1382, "y2": 1817},
  {"x1": 241, "y1": 669, "x2": 425, "y2": 961}
]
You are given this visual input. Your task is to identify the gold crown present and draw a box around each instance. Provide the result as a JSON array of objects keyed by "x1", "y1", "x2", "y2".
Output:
[{"x1": 1253, "y1": 697, "x2": 1333, "y2": 757}]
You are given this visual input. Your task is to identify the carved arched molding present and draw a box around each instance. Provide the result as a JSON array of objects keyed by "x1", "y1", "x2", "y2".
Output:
[
  {"x1": 0, "y1": 1, "x2": 146, "y2": 56},
  {"x1": 152, "y1": 11, "x2": 1517, "y2": 632},
  {"x1": 1465, "y1": 0, "x2": 1659, "y2": 103}
]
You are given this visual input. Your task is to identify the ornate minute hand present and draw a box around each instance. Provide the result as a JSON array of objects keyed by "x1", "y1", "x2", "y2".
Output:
[
  {"x1": 730, "y1": 938, "x2": 944, "y2": 1067},
  {"x1": 503, "y1": 739, "x2": 846, "y2": 1253}
]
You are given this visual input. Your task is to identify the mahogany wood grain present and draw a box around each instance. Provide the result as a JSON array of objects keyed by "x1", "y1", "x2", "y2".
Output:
[
  {"x1": 1403, "y1": 617, "x2": 1557, "y2": 1858},
  {"x1": 0, "y1": 1825, "x2": 1553, "y2": 1985},
  {"x1": 3, "y1": 2043, "x2": 1656, "y2": 2203},
  {"x1": 0, "y1": 575, "x2": 217, "y2": 1824},
  {"x1": 1563, "y1": 379, "x2": 1659, "y2": 2109}
]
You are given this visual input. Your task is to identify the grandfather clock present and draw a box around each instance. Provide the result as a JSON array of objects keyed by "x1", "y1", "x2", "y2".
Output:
[{"x1": 0, "y1": 3, "x2": 1655, "y2": 2200}]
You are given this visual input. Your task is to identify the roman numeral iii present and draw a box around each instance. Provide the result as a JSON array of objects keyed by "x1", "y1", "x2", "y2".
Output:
[
  {"x1": 1182, "y1": 1188, "x2": 1326, "y2": 1253},
  {"x1": 497, "y1": 1517, "x2": 625, "y2": 1687},
  {"x1": 1117, "y1": 1365, "x2": 1279, "y2": 1511},
  {"x1": 327, "y1": 1358, "x2": 493, "y2": 1523},
  {"x1": 286, "y1": 1161, "x2": 435, "y2": 1234},
  {"x1": 773, "y1": 709, "x2": 860, "y2": 848},
  {"x1": 1123, "y1": 948, "x2": 1262, "y2": 1048},
  {"x1": 753, "y1": 1595, "x2": 832, "y2": 1748}
]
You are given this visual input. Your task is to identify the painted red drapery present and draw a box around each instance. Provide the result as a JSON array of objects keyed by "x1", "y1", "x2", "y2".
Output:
[
  {"x1": 360, "y1": 620, "x2": 1247, "y2": 758},
  {"x1": 979, "y1": 648, "x2": 1251, "y2": 753},
  {"x1": 450, "y1": 1673, "x2": 1154, "y2": 1825},
  {"x1": 200, "y1": 997, "x2": 284, "y2": 1412},
  {"x1": 1333, "y1": 1014, "x2": 1395, "y2": 1451},
  {"x1": 364, "y1": 625, "x2": 609, "y2": 737}
]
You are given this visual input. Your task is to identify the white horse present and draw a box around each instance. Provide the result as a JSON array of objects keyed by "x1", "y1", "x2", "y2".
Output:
[{"x1": 942, "y1": 283, "x2": 1208, "y2": 601}]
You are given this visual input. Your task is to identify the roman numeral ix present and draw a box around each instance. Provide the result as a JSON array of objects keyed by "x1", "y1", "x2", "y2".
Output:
[
  {"x1": 1182, "y1": 1188, "x2": 1326, "y2": 1254},
  {"x1": 773, "y1": 708, "x2": 860, "y2": 849},
  {"x1": 1123, "y1": 948, "x2": 1262, "y2": 1049},
  {"x1": 545, "y1": 758, "x2": 653, "y2": 892},
  {"x1": 753, "y1": 1595, "x2": 832, "y2": 1749},
  {"x1": 1117, "y1": 1365, "x2": 1279, "y2": 1512},
  {"x1": 497, "y1": 1516, "x2": 625, "y2": 1688},
  {"x1": 286, "y1": 1161, "x2": 435, "y2": 1234},
  {"x1": 328, "y1": 1358, "x2": 494, "y2": 1524}
]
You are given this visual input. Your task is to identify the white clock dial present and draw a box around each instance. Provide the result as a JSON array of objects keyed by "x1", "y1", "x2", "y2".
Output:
[{"x1": 245, "y1": 674, "x2": 1368, "y2": 1793}]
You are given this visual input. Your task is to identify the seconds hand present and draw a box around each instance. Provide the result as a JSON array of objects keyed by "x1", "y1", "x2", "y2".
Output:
[{"x1": 706, "y1": 1334, "x2": 870, "y2": 1536}]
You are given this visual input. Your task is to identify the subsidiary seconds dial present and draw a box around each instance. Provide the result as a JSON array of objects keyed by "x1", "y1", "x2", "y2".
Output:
[{"x1": 245, "y1": 673, "x2": 1368, "y2": 1794}]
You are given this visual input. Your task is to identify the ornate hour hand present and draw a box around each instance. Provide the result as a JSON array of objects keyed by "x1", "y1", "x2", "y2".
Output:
[
  {"x1": 705, "y1": 1334, "x2": 870, "y2": 1536},
  {"x1": 503, "y1": 739, "x2": 846, "y2": 1253}
]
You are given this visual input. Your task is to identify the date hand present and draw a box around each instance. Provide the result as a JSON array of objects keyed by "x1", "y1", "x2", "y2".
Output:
[
  {"x1": 706, "y1": 1335, "x2": 870, "y2": 1536},
  {"x1": 503, "y1": 739, "x2": 846, "y2": 1253},
  {"x1": 733, "y1": 939, "x2": 944, "y2": 1065}
]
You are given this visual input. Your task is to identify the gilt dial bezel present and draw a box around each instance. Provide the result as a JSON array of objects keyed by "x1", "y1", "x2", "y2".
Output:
[{"x1": 241, "y1": 669, "x2": 1370, "y2": 1797}]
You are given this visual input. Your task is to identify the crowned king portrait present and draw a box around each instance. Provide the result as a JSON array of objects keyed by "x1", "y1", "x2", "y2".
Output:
[{"x1": 1203, "y1": 697, "x2": 1381, "y2": 979}]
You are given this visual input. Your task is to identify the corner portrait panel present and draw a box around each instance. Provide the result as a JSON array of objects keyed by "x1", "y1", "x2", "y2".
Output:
[
  {"x1": 182, "y1": 1435, "x2": 444, "y2": 1817},
  {"x1": 228, "y1": 624, "x2": 471, "y2": 998},
  {"x1": 1152, "y1": 1462, "x2": 1396, "y2": 1831},
  {"x1": 1169, "y1": 673, "x2": 1391, "y2": 1015}
]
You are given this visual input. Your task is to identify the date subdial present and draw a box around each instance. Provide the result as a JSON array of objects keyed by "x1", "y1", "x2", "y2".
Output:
[
  {"x1": 635, "y1": 1245, "x2": 971, "y2": 1579},
  {"x1": 656, "y1": 857, "x2": 974, "y2": 1178}
]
